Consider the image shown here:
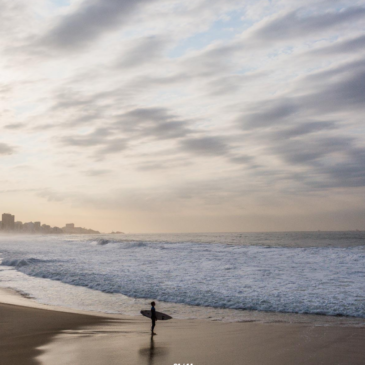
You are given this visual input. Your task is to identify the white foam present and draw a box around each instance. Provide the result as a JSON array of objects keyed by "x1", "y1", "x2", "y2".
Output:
[{"x1": 0, "y1": 233, "x2": 364, "y2": 320}]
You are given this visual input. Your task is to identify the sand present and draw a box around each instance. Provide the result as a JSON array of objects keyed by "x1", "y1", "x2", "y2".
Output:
[{"x1": 0, "y1": 289, "x2": 364, "y2": 365}]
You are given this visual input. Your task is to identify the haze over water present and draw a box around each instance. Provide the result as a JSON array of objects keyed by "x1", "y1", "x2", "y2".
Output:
[{"x1": 0, "y1": 232, "x2": 364, "y2": 324}]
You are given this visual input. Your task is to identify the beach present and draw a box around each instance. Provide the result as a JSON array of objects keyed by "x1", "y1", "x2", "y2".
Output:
[{"x1": 1, "y1": 289, "x2": 364, "y2": 365}]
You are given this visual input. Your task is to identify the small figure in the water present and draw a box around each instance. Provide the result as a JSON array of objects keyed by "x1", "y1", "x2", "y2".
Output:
[{"x1": 151, "y1": 301, "x2": 157, "y2": 335}]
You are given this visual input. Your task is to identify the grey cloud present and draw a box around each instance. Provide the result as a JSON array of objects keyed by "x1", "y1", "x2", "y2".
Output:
[
  {"x1": 232, "y1": 57, "x2": 365, "y2": 191},
  {"x1": 58, "y1": 106, "x2": 192, "y2": 160},
  {"x1": 239, "y1": 59, "x2": 365, "y2": 132},
  {"x1": 229, "y1": 155, "x2": 254, "y2": 164},
  {"x1": 60, "y1": 128, "x2": 127, "y2": 157},
  {"x1": 52, "y1": 90, "x2": 97, "y2": 110},
  {"x1": 303, "y1": 58, "x2": 365, "y2": 85},
  {"x1": 252, "y1": 7, "x2": 365, "y2": 42},
  {"x1": 136, "y1": 162, "x2": 166, "y2": 171},
  {"x1": 180, "y1": 136, "x2": 228, "y2": 156},
  {"x1": 276, "y1": 121, "x2": 337, "y2": 139},
  {"x1": 184, "y1": 6, "x2": 365, "y2": 75},
  {"x1": 240, "y1": 100, "x2": 298, "y2": 129},
  {"x1": 246, "y1": 124, "x2": 365, "y2": 191},
  {"x1": 117, "y1": 107, "x2": 174, "y2": 125},
  {"x1": 116, "y1": 36, "x2": 169, "y2": 68},
  {"x1": 37, "y1": 189, "x2": 65, "y2": 202},
  {"x1": 319, "y1": 148, "x2": 365, "y2": 188},
  {"x1": 4, "y1": 123, "x2": 25, "y2": 130},
  {"x1": 60, "y1": 128, "x2": 111, "y2": 147},
  {"x1": 171, "y1": 6, "x2": 365, "y2": 83},
  {"x1": 229, "y1": 155, "x2": 260, "y2": 169},
  {"x1": 302, "y1": 65, "x2": 365, "y2": 113},
  {"x1": 271, "y1": 136, "x2": 352, "y2": 165},
  {"x1": 144, "y1": 121, "x2": 190, "y2": 139},
  {"x1": 97, "y1": 138, "x2": 127, "y2": 155},
  {"x1": 39, "y1": 0, "x2": 152, "y2": 50},
  {"x1": 0, "y1": 85, "x2": 12, "y2": 95},
  {"x1": 129, "y1": 73, "x2": 189, "y2": 89},
  {"x1": 65, "y1": 112, "x2": 104, "y2": 127},
  {"x1": 136, "y1": 158, "x2": 192, "y2": 171},
  {"x1": 84, "y1": 169, "x2": 111, "y2": 176},
  {"x1": 0, "y1": 142, "x2": 15, "y2": 155},
  {"x1": 114, "y1": 107, "x2": 191, "y2": 139},
  {"x1": 309, "y1": 35, "x2": 365, "y2": 56}
]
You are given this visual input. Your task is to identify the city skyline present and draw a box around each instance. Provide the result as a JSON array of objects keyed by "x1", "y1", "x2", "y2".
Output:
[
  {"x1": 0, "y1": 212, "x2": 100, "y2": 234},
  {"x1": 1, "y1": 1, "x2": 365, "y2": 233}
]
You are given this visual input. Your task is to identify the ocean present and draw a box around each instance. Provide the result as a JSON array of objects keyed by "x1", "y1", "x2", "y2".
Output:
[{"x1": 0, "y1": 232, "x2": 364, "y2": 325}]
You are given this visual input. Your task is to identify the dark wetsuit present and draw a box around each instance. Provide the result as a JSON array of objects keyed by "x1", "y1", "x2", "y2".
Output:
[{"x1": 151, "y1": 306, "x2": 156, "y2": 332}]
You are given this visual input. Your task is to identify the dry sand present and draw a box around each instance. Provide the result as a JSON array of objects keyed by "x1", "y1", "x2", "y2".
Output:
[{"x1": 0, "y1": 289, "x2": 364, "y2": 365}]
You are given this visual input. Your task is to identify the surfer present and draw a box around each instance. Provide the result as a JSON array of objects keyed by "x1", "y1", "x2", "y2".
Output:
[{"x1": 151, "y1": 301, "x2": 157, "y2": 335}]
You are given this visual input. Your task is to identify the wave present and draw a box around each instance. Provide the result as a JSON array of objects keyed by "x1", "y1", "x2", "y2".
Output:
[
  {"x1": 94, "y1": 239, "x2": 110, "y2": 246},
  {"x1": 0, "y1": 235, "x2": 364, "y2": 319},
  {"x1": 1, "y1": 258, "x2": 54, "y2": 268},
  {"x1": 121, "y1": 242, "x2": 147, "y2": 249},
  {"x1": 90, "y1": 239, "x2": 147, "y2": 248}
]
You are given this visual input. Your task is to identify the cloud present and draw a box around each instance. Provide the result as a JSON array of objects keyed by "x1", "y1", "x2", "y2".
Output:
[
  {"x1": 240, "y1": 99, "x2": 298, "y2": 129},
  {"x1": 0, "y1": 142, "x2": 15, "y2": 155},
  {"x1": 114, "y1": 107, "x2": 192, "y2": 140},
  {"x1": 250, "y1": 7, "x2": 365, "y2": 42},
  {"x1": 60, "y1": 128, "x2": 127, "y2": 158},
  {"x1": 180, "y1": 136, "x2": 228, "y2": 156},
  {"x1": 84, "y1": 169, "x2": 111, "y2": 176},
  {"x1": 3, "y1": 123, "x2": 26, "y2": 130},
  {"x1": 229, "y1": 154, "x2": 257, "y2": 167},
  {"x1": 177, "y1": 6, "x2": 365, "y2": 78},
  {"x1": 39, "y1": 0, "x2": 153, "y2": 51},
  {"x1": 309, "y1": 34, "x2": 365, "y2": 56},
  {"x1": 2, "y1": 0, "x2": 365, "y2": 231},
  {"x1": 37, "y1": 189, "x2": 66, "y2": 202},
  {"x1": 97, "y1": 138, "x2": 127, "y2": 155},
  {"x1": 320, "y1": 148, "x2": 365, "y2": 188},
  {"x1": 271, "y1": 135, "x2": 352, "y2": 165},
  {"x1": 60, "y1": 128, "x2": 111, "y2": 147},
  {"x1": 238, "y1": 58, "x2": 365, "y2": 133},
  {"x1": 301, "y1": 61, "x2": 365, "y2": 113},
  {"x1": 276, "y1": 121, "x2": 337, "y2": 139},
  {"x1": 115, "y1": 36, "x2": 169, "y2": 68}
]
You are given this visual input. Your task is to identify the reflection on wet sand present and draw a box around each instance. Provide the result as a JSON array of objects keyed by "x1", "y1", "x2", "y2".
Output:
[{"x1": 139, "y1": 335, "x2": 169, "y2": 365}]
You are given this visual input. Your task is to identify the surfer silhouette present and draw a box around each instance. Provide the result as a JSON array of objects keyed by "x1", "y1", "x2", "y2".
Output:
[{"x1": 151, "y1": 301, "x2": 157, "y2": 335}]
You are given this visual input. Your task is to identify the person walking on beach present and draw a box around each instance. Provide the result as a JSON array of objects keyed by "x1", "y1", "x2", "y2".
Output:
[{"x1": 151, "y1": 301, "x2": 157, "y2": 335}]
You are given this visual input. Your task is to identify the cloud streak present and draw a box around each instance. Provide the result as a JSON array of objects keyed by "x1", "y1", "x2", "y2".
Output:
[
  {"x1": 39, "y1": 0, "x2": 154, "y2": 51},
  {"x1": 0, "y1": 143, "x2": 15, "y2": 155}
]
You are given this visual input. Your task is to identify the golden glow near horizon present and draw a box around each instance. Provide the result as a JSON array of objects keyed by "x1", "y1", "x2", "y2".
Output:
[{"x1": 1, "y1": 0, "x2": 365, "y2": 233}]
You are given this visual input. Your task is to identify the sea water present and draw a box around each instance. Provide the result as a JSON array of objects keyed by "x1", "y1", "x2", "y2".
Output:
[{"x1": 0, "y1": 232, "x2": 364, "y2": 324}]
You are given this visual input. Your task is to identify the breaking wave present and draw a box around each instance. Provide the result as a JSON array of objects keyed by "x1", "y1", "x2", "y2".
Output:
[{"x1": 0, "y1": 232, "x2": 364, "y2": 319}]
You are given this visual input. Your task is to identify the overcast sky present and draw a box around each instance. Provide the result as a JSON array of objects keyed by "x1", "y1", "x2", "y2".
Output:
[{"x1": 1, "y1": 0, "x2": 364, "y2": 233}]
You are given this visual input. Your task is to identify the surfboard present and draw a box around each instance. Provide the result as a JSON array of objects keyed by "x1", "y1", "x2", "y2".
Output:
[{"x1": 140, "y1": 310, "x2": 172, "y2": 321}]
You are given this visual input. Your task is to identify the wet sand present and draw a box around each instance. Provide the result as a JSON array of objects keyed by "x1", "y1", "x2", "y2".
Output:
[{"x1": 0, "y1": 289, "x2": 364, "y2": 365}]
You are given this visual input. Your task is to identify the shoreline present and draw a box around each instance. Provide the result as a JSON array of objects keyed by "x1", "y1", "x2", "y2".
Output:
[
  {"x1": 0, "y1": 289, "x2": 107, "y2": 365},
  {"x1": 4, "y1": 283, "x2": 365, "y2": 327},
  {"x1": 1, "y1": 289, "x2": 365, "y2": 365}
]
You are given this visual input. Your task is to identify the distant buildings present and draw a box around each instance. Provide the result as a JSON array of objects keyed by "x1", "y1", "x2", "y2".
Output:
[
  {"x1": 15, "y1": 221, "x2": 23, "y2": 231},
  {"x1": 0, "y1": 213, "x2": 100, "y2": 234},
  {"x1": 62, "y1": 223, "x2": 99, "y2": 234},
  {"x1": 2, "y1": 213, "x2": 15, "y2": 230}
]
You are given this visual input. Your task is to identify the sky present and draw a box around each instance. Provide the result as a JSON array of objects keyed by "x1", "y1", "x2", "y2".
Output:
[{"x1": 0, "y1": 0, "x2": 365, "y2": 233}]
